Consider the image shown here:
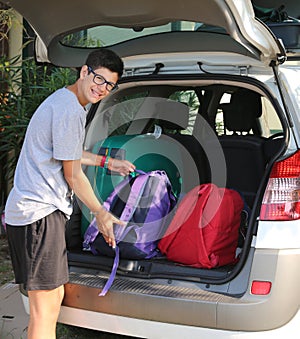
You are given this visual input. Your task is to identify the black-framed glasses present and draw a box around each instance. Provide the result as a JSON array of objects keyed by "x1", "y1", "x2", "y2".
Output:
[{"x1": 87, "y1": 66, "x2": 118, "y2": 92}]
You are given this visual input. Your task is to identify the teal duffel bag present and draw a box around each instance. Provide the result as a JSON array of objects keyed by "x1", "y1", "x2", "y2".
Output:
[{"x1": 81, "y1": 133, "x2": 184, "y2": 235}]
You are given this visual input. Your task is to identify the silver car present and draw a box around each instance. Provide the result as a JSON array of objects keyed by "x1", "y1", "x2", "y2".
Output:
[{"x1": 4, "y1": 0, "x2": 300, "y2": 338}]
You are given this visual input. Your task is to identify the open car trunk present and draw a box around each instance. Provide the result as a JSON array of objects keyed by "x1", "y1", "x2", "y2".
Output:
[{"x1": 64, "y1": 73, "x2": 286, "y2": 304}]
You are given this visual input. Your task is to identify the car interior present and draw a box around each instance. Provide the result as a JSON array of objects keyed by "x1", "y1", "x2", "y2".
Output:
[{"x1": 66, "y1": 83, "x2": 285, "y2": 282}]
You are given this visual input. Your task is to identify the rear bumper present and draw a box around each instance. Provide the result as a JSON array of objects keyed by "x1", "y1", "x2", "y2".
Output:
[
  {"x1": 20, "y1": 293, "x2": 300, "y2": 339},
  {"x1": 20, "y1": 248, "x2": 300, "y2": 337},
  {"x1": 61, "y1": 248, "x2": 299, "y2": 332},
  {"x1": 57, "y1": 306, "x2": 300, "y2": 339}
]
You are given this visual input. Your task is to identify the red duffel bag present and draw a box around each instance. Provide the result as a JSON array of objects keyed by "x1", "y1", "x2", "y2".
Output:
[{"x1": 158, "y1": 183, "x2": 244, "y2": 268}]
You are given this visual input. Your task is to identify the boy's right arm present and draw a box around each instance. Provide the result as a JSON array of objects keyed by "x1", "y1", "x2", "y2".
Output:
[{"x1": 62, "y1": 159, "x2": 124, "y2": 248}]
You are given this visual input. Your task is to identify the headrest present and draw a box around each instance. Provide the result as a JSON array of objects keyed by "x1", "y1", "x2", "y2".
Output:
[
  {"x1": 222, "y1": 89, "x2": 262, "y2": 133},
  {"x1": 155, "y1": 100, "x2": 189, "y2": 131}
]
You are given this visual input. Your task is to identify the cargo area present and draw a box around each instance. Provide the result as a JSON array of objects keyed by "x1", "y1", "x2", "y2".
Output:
[{"x1": 65, "y1": 81, "x2": 285, "y2": 287}]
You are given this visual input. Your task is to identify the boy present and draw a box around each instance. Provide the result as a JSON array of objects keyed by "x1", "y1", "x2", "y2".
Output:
[{"x1": 5, "y1": 48, "x2": 135, "y2": 339}]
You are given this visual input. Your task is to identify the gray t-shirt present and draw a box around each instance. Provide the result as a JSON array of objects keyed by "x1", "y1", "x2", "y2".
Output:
[{"x1": 5, "y1": 87, "x2": 86, "y2": 225}]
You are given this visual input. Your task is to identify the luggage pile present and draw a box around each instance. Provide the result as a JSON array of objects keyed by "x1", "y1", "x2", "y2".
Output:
[{"x1": 82, "y1": 133, "x2": 247, "y2": 295}]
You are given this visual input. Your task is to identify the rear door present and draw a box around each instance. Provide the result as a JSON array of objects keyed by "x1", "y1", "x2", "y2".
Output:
[{"x1": 4, "y1": 0, "x2": 285, "y2": 67}]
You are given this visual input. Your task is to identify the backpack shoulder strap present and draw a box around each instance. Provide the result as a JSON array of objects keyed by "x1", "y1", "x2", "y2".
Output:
[
  {"x1": 98, "y1": 246, "x2": 120, "y2": 296},
  {"x1": 99, "y1": 170, "x2": 151, "y2": 296}
]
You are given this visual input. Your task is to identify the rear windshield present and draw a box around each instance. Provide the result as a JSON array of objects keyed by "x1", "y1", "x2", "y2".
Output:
[{"x1": 61, "y1": 21, "x2": 224, "y2": 48}]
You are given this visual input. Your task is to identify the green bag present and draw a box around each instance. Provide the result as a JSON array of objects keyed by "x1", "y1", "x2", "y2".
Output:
[{"x1": 81, "y1": 134, "x2": 184, "y2": 235}]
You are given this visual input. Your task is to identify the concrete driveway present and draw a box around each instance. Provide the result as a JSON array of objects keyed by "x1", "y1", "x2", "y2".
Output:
[{"x1": 0, "y1": 282, "x2": 29, "y2": 338}]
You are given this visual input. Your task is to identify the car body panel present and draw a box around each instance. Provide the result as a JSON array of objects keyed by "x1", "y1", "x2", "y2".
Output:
[{"x1": 256, "y1": 220, "x2": 300, "y2": 249}]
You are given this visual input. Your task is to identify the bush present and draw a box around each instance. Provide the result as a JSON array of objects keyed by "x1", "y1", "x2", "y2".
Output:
[{"x1": 0, "y1": 55, "x2": 77, "y2": 184}]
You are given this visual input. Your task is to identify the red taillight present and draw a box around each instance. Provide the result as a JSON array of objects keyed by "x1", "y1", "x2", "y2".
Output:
[
  {"x1": 251, "y1": 281, "x2": 272, "y2": 295},
  {"x1": 260, "y1": 151, "x2": 300, "y2": 221}
]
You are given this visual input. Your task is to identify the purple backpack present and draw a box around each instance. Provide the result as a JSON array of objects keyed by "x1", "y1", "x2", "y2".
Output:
[{"x1": 83, "y1": 170, "x2": 177, "y2": 296}]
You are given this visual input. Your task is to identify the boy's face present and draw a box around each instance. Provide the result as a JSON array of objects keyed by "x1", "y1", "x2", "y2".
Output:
[{"x1": 78, "y1": 65, "x2": 119, "y2": 106}]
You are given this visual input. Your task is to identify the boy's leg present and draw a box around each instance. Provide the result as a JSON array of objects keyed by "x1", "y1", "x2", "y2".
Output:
[
  {"x1": 6, "y1": 211, "x2": 69, "y2": 338},
  {"x1": 28, "y1": 285, "x2": 65, "y2": 339}
]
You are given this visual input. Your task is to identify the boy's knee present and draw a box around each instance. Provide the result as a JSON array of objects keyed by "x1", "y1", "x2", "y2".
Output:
[{"x1": 29, "y1": 285, "x2": 65, "y2": 317}]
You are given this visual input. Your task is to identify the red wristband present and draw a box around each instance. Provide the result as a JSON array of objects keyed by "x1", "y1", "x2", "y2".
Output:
[{"x1": 100, "y1": 155, "x2": 106, "y2": 168}]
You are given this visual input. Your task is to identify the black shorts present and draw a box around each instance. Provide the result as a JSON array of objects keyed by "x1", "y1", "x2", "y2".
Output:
[{"x1": 6, "y1": 210, "x2": 69, "y2": 291}]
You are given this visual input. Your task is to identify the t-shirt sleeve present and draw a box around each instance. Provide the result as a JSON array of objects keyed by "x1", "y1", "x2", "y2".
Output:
[{"x1": 52, "y1": 105, "x2": 86, "y2": 161}]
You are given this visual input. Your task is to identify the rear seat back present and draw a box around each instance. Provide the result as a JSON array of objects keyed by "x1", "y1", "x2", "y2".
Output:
[
  {"x1": 218, "y1": 89, "x2": 266, "y2": 206},
  {"x1": 155, "y1": 101, "x2": 210, "y2": 192},
  {"x1": 151, "y1": 94, "x2": 283, "y2": 203}
]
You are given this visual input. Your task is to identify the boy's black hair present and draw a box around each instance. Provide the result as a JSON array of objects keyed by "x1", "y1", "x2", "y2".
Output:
[{"x1": 85, "y1": 48, "x2": 124, "y2": 78}]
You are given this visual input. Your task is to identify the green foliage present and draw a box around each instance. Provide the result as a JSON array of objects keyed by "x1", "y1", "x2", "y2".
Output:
[
  {"x1": 169, "y1": 90, "x2": 200, "y2": 134},
  {"x1": 108, "y1": 92, "x2": 150, "y2": 136},
  {"x1": 0, "y1": 7, "x2": 15, "y2": 42},
  {"x1": 61, "y1": 32, "x2": 103, "y2": 48},
  {"x1": 0, "y1": 55, "x2": 77, "y2": 181}
]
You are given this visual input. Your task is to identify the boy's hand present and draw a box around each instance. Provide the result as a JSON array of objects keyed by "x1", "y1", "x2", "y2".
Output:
[
  {"x1": 108, "y1": 158, "x2": 135, "y2": 176},
  {"x1": 95, "y1": 209, "x2": 125, "y2": 248}
]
